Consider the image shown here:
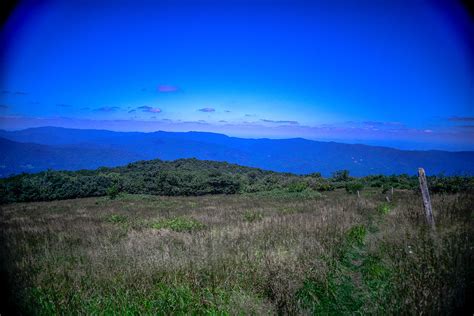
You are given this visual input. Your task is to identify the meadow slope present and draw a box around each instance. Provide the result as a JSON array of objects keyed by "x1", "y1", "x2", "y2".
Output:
[{"x1": 1, "y1": 190, "x2": 473, "y2": 314}]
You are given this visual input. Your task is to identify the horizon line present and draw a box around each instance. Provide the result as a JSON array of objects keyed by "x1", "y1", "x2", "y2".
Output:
[{"x1": 1, "y1": 125, "x2": 474, "y2": 153}]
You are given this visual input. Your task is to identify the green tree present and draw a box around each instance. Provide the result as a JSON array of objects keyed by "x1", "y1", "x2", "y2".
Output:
[
  {"x1": 107, "y1": 184, "x2": 120, "y2": 199},
  {"x1": 332, "y1": 170, "x2": 351, "y2": 182}
]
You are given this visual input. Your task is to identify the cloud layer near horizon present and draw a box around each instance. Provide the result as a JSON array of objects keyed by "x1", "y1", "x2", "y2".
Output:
[{"x1": 137, "y1": 106, "x2": 162, "y2": 113}]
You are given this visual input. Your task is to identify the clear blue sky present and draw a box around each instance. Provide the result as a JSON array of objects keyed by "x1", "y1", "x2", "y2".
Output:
[{"x1": 1, "y1": 0, "x2": 473, "y2": 150}]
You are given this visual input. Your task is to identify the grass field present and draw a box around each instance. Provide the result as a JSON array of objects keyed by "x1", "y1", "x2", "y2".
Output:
[{"x1": 1, "y1": 189, "x2": 473, "y2": 314}]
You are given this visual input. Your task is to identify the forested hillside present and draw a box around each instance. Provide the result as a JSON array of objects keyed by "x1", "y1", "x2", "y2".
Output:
[{"x1": 1, "y1": 158, "x2": 473, "y2": 204}]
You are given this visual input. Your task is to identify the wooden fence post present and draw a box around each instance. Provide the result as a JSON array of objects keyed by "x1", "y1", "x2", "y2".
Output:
[{"x1": 418, "y1": 168, "x2": 435, "y2": 229}]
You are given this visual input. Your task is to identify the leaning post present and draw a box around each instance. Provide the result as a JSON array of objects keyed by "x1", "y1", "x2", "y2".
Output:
[{"x1": 418, "y1": 168, "x2": 435, "y2": 229}]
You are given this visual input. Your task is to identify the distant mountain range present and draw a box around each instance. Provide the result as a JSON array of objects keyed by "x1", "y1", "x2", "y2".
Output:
[{"x1": 0, "y1": 126, "x2": 473, "y2": 177}]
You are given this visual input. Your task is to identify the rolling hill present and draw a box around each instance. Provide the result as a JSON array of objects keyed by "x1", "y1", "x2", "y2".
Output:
[{"x1": 0, "y1": 137, "x2": 141, "y2": 177}]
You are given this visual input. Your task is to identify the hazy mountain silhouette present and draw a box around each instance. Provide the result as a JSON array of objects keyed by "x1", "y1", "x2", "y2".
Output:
[{"x1": 0, "y1": 127, "x2": 473, "y2": 177}]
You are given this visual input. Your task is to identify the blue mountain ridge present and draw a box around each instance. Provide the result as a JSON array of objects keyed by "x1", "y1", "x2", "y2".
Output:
[{"x1": 0, "y1": 127, "x2": 473, "y2": 177}]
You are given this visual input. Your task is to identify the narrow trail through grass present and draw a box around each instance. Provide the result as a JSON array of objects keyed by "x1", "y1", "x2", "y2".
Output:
[{"x1": 297, "y1": 203, "x2": 394, "y2": 314}]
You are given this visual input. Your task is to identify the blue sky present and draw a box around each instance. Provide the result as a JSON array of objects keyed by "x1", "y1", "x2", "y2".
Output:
[{"x1": 1, "y1": 0, "x2": 473, "y2": 150}]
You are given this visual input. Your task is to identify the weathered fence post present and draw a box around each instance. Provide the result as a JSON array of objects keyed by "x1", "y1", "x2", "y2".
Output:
[{"x1": 418, "y1": 168, "x2": 435, "y2": 229}]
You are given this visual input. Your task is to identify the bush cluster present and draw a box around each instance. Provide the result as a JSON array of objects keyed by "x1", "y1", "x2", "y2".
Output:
[{"x1": 1, "y1": 158, "x2": 472, "y2": 203}]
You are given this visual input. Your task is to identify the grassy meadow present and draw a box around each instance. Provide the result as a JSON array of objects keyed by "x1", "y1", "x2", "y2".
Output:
[{"x1": 1, "y1": 189, "x2": 473, "y2": 314}]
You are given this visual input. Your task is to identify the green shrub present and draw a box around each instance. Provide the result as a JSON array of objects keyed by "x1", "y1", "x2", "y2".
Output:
[
  {"x1": 377, "y1": 203, "x2": 391, "y2": 215},
  {"x1": 316, "y1": 183, "x2": 335, "y2": 192},
  {"x1": 345, "y1": 181, "x2": 364, "y2": 194},
  {"x1": 428, "y1": 176, "x2": 474, "y2": 194},
  {"x1": 243, "y1": 210, "x2": 263, "y2": 222},
  {"x1": 106, "y1": 184, "x2": 120, "y2": 199},
  {"x1": 287, "y1": 182, "x2": 308, "y2": 193},
  {"x1": 107, "y1": 214, "x2": 127, "y2": 223},
  {"x1": 345, "y1": 225, "x2": 367, "y2": 247}
]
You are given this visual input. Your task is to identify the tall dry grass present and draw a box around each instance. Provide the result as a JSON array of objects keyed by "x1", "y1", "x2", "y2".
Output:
[{"x1": 0, "y1": 190, "x2": 473, "y2": 314}]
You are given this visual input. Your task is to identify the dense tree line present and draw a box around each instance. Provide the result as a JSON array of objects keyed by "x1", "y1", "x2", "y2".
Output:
[{"x1": 1, "y1": 159, "x2": 473, "y2": 203}]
